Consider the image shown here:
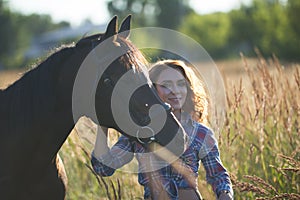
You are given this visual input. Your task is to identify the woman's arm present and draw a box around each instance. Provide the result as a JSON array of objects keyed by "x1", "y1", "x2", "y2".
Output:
[
  {"x1": 198, "y1": 128, "x2": 233, "y2": 199},
  {"x1": 93, "y1": 126, "x2": 109, "y2": 158},
  {"x1": 91, "y1": 126, "x2": 134, "y2": 176},
  {"x1": 201, "y1": 145, "x2": 233, "y2": 199}
]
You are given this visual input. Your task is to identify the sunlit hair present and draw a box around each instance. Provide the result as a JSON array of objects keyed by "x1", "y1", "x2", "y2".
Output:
[{"x1": 149, "y1": 59, "x2": 209, "y2": 124}]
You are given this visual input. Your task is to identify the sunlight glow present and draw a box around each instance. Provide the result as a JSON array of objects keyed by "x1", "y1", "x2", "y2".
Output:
[{"x1": 8, "y1": 0, "x2": 252, "y2": 26}]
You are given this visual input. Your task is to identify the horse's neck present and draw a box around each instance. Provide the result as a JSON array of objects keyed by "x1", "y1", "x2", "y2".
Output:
[
  {"x1": 0, "y1": 89, "x2": 4, "y2": 120},
  {"x1": 3, "y1": 65, "x2": 75, "y2": 151},
  {"x1": 6, "y1": 70, "x2": 54, "y2": 121},
  {"x1": 0, "y1": 89, "x2": 3, "y2": 102}
]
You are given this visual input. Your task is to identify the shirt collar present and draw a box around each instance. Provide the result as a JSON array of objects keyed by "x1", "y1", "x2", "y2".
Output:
[{"x1": 180, "y1": 111, "x2": 195, "y2": 127}]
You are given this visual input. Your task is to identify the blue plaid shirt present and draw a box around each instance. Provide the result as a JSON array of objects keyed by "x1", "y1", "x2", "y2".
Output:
[{"x1": 91, "y1": 113, "x2": 233, "y2": 199}]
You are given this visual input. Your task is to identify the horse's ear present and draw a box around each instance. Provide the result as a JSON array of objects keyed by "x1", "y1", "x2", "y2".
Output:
[
  {"x1": 119, "y1": 15, "x2": 131, "y2": 39},
  {"x1": 102, "y1": 15, "x2": 118, "y2": 41}
]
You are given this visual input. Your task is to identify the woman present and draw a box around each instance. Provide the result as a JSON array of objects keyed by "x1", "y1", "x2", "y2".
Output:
[{"x1": 91, "y1": 60, "x2": 233, "y2": 200}]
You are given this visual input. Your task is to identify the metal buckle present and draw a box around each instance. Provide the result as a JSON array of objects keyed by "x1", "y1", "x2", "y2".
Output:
[{"x1": 136, "y1": 126, "x2": 155, "y2": 144}]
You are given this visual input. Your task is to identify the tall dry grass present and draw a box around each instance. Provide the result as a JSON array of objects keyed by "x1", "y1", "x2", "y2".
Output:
[
  {"x1": 0, "y1": 55, "x2": 299, "y2": 199},
  {"x1": 59, "y1": 55, "x2": 299, "y2": 199},
  {"x1": 219, "y1": 53, "x2": 299, "y2": 199}
]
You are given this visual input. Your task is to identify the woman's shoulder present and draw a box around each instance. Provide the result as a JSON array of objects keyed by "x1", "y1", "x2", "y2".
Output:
[
  {"x1": 189, "y1": 121, "x2": 217, "y2": 145},
  {"x1": 182, "y1": 112, "x2": 212, "y2": 134},
  {"x1": 190, "y1": 122, "x2": 218, "y2": 153},
  {"x1": 192, "y1": 121, "x2": 213, "y2": 135}
]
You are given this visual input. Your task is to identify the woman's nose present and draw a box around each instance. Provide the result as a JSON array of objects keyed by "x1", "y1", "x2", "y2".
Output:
[{"x1": 170, "y1": 85, "x2": 180, "y2": 94}]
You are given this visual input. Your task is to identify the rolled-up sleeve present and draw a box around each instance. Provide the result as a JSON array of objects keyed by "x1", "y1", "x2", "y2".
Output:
[
  {"x1": 199, "y1": 129, "x2": 233, "y2": 197},
  {"x1": 91, "y1": 136, "x2": 134, "y2": 176}
]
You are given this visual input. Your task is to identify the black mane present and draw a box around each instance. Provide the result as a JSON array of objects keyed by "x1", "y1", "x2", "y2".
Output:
[{"x1": 2, "y1": 46, "x2": 75, "y2": 133}]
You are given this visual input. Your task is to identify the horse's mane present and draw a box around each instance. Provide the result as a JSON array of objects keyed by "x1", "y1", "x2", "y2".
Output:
[
  {"x1": 2, "y1": 44, "x2": 75, "y2": 132},
  {"x1": 22, "y1": 43, "x2": 75, "y2": 72}
]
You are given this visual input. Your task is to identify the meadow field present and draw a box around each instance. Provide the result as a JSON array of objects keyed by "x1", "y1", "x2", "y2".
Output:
[{"x1": 1, "y1": 55, "x2": 299, "y2": 200}]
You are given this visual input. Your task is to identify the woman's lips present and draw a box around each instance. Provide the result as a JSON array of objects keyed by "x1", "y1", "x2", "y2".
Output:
[{"x1": 168, "y1": 97, "x2": 181, "y2": 103}]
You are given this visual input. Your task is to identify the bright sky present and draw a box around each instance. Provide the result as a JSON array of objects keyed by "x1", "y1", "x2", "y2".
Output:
[{"x1": 8, "y1": 0, "x2": 252, "y2": 27}]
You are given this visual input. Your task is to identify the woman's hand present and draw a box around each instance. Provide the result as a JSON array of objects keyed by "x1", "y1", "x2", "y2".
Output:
[{"x1": 93, "y1": 126, "x2": 109, "y2": 159}]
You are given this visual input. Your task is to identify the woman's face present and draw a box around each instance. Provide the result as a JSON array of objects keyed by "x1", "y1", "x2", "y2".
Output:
[{"x1": 155, "y1": 68, "x2": 188, "y2": 111}]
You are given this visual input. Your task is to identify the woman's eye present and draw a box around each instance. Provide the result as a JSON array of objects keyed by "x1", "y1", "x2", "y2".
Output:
[
  {"x1": 177, "y1": 81, "x2": 186, "y2": 87},
  {"x1": 160, "y1": 83, "x2": 171, "y2": 89}
]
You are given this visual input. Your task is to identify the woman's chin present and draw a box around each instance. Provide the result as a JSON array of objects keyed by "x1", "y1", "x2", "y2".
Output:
[{"x1": 170, "y1": 104, "x2": 181, "y2": 110}]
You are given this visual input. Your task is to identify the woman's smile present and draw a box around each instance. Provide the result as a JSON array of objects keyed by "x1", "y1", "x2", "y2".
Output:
[
  {"x1": 168, "y1": 96, "x2": 182, "y2": 103},
  {"x1": 155, "y1": 68, "x2": 188, "y2": 112}
]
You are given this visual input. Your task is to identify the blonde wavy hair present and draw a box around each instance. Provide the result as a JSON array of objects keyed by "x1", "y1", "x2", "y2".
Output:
[{"x1": 149, "y1": 59, "x2": 209, "y2": 124}]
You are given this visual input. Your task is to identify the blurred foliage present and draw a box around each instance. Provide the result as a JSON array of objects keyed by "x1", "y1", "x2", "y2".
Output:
[
  {"x1": 0, "y1": 0, "x2": 70, "y2": 69},
  {"x1": 107, "y1": 0, "x2": 300, "y2": 61},
  {"x1": 106, "y1": 0, "x2": 192, "y2": 29},
  {"x1": 180, "y1": 12, "x2": 231, "y2": 59},
  {"x1": 1, "y1": 0, "x2": 300, "y2": 69},
  {"x1": 287, "y1": 0, "x2": 300, "y2": 36},
  {"x1": 180, "y1": 0, "x2": 300, "y2": 60}
]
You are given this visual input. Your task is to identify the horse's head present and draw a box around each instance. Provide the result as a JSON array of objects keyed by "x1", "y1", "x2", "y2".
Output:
[{"x1": 73, "y1": 16, "x2": 186, "y2": 156}]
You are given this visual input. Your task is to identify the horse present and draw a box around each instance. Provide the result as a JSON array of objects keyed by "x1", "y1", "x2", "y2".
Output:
[{"x1": 0, "y1": 15, "x2": 186, "y2": 200}]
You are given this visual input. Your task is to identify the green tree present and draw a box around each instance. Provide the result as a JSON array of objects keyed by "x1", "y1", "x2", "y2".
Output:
[
  {"x1": 154, "y1": 0, "x2": 192, "y2": 29},
  {"x1": 228, "y1": 0, "x2": 299, "y2": 60},
  {"x1": 179, "y1": 12, "x2": 231, "y2": 59},
  {"x1": 285, "y1": 0, "x2": 300, "y2": 59},
  {"x1": 106, "y1": 0, "x2": 192, "y2": 29},
  {"x1": 287, "y1": 0, "x2": 300, "y2": 36},
  {"x1": 0, "y1": 0, "x2": 18, "y2": 67},
  {"x1": 0, "y1": 0, "x2": 70, "y2": 69},
  {"x1": 19, "y1": 14, "x2": 67, "y2": 37}
]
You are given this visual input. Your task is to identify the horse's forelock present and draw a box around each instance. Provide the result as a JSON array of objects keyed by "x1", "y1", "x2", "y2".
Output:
[{"x1": 118, "y1": 37, "x2": 149, "y2": 73}]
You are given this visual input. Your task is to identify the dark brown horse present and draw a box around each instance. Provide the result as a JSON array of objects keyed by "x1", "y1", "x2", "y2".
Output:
[{"x1": 0, "y1": 15, "x2": 186, "y2": 200}]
